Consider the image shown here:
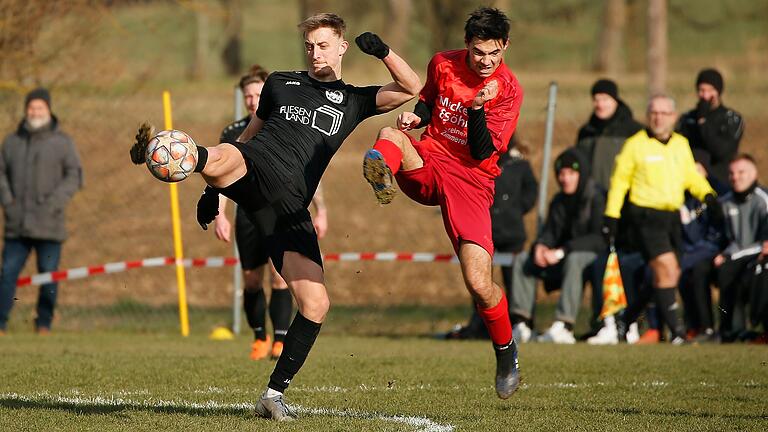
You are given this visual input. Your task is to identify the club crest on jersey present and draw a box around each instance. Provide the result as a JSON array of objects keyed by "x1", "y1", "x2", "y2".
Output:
[{"x1": 325, "y1": 90, "x2": 344, "y2": 104}]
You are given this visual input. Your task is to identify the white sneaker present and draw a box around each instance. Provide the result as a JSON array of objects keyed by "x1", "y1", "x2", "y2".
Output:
[
  {"x1": 626, "y1": 322, "x2": 640, "y2": 344},
  {"x1": 587, "y1": 315, "x2": 618, "y2": 345},
  {"x1": 537, "y1": 321, "x2": 575, "y2": 344},
  {"x1": 512, "y1": 322, "x2": 532, "y2": 343}
]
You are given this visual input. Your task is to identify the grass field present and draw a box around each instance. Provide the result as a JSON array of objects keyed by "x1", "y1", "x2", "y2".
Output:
[{"x1": 1, "y1": 331, "x2": 767, "y2": 432}]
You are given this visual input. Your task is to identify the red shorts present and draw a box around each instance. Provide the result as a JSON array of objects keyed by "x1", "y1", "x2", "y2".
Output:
[{"x1": 395, "y1": 136, "x2": 496, "y2": 255}]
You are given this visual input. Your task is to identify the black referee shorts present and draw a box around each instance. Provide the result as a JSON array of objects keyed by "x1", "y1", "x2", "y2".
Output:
[{"x1": 627, "y1": 203, "x2": 682, "y2": 261}]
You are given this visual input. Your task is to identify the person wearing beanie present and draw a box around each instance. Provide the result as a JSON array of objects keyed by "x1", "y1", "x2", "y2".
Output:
[
  {"x1": 0, "y1": 87, "x2": 82, "y2": 335},
  {"x1": 677, "y1": 68, "x2": 744, "y2": 185},
  {"x1": 509, "y1": 148, "x2": 606, "y2": 344},
  {"x1": 575, "y1": 78, "x2": 643, "y2": 191}
]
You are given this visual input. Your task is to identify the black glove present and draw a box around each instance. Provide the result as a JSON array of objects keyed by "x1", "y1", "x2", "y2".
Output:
[
  {"x1": 696, "y1": 98, "x2": 712, "y2": 120},
  {"x1": 601, "y1": 216, "x2": 619, "y2": 247},
  {"x1": 197, "y1": 186, "x2": 219, "y2": 230},
  {"x1": 355, "y1": 32, "x2": 390, "y2": 59},
  {"x1": 704, "y1": 193, "x2": 724, "y2": 227}
]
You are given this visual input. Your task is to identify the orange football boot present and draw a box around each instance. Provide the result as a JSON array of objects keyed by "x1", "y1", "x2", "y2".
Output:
[
  {"x1": 250, "y1": 336, "x2": 271, "y2": 360},
  {"x1": 271, "y1": 341, "x2": 284, "y2": 360}
]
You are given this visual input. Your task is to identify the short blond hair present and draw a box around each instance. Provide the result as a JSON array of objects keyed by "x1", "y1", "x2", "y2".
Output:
[{"x1": 298, "y1": 13, "x2": 346, "y2": 37}]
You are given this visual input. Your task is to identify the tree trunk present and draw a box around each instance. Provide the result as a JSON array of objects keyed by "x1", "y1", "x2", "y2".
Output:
[
  {"x1": 386, "y1": 0, "x2": 413, "y2": 55},
  {"x1": 426, "y1": 0, "x2": 471, "y2": 52},
  {"x1": 220, "y1": 0, "x2": 243, "y2": 76},
  {"x1": 190, "y1": 7, "x2": 210, "y2": 81},
  {"x1": 594, "y1": 0, "x2": 627, "y2": 74},
  {"x1": 647, "y1": 0, "x2": 667, "y2": 96}
]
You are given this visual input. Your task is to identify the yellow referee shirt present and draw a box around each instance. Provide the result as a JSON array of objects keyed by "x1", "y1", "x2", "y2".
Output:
[{"x1": 605, "y1": 129, "x2": 714, "y2": 218}]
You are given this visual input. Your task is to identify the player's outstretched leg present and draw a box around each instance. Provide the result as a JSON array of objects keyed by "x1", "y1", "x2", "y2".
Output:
[
  {"x1": 363, "y1": 126, "x2": 421, "y2": 205},
  {"x1": 363, "y1": 148, "x2": 397, "y2": 204}
]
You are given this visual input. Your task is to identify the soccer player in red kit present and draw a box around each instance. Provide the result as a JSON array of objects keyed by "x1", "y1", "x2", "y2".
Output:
[{"x1": 363, "y1": 7, "x2": 523, "y2": 399}]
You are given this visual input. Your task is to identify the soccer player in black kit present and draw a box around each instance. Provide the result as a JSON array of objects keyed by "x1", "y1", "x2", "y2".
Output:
[
  {"x1": 131, "y1": 13, "x2": 421, "y2": 421},
  {"x1": 216, "y1": 64, "x2": 328, "y2": 362}
]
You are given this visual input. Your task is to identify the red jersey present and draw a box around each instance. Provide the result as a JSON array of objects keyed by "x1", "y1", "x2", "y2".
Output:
[{"x1": 418, "y1": 49, "x2": 523, "y2": 179}]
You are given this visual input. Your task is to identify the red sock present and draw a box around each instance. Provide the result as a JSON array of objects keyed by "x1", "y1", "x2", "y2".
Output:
[
  {"x1": 477, "y1": 293, "x2": 513, "y2": 346},
  {"x1": 372, "y1": 138, "x2": 403, "y2": 175}
]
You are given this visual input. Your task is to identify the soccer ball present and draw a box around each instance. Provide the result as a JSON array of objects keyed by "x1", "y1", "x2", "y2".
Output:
[{"x1": 145, "y1": 130, "x2": 198, "y2": 182}]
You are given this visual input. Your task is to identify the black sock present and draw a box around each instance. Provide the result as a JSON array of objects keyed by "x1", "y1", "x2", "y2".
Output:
[
  {"x1": 494, "y1": 338, "x2": 517, "y2": 376},
  {"x1": 268, "y1": 313, "x2": 322, "y2": 393},
  {"x1": 563, "y1": 322, "x2": 574, "y2": 331},
  {"x1": 270, "y1": 289, "x2": 293, "y2": 343},
  {"x1": 244, "y1": 288, "x2": 266, "y2": 340},
  {"x1": 655, "y1": 287, "x2": 685, "y2": 339},
  {"x1": 622, "y1": 284, "x2": 655, "y2": 325}
]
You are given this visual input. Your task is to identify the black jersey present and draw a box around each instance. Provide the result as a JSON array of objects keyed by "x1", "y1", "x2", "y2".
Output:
[
  {"x1": 240, "y1": 71, "x2": 380, "y2": 204},
  {"x1": 220, "y1": 115, "x2": 250, "y2": 144}
]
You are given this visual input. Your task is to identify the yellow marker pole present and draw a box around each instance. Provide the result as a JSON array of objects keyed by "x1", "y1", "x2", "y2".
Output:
[{"x1": 163, "y1": 90, "x2": 190, "y2": 337}]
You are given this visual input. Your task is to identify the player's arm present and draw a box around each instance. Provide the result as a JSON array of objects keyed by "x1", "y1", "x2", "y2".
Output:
[
  {"x1": 354, "y1": 32, "x2": 421, "y2": 113},
  {"x1": 467, "y1": 80, "x2": 522, "y2": 160}
]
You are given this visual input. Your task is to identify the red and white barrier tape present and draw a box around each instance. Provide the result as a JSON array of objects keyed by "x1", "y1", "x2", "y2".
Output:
[{"x1": 16, "y1": 252, "x2": 514, "y2": 287}]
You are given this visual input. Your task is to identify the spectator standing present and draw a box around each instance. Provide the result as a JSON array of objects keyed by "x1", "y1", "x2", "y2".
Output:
[
  {"x1": 575, "y1": 79, "x2": 643, "y2": 191},
  {"x1": 677, "y1": 68, "x2": 744, "y2": 186},
  {"x1": 0, "y1": 88, "x2": 82, "y2": 335}
]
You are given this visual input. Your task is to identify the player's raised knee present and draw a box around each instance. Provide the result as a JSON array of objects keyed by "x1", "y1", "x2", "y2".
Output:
[{"x1": 377, "y1": 126, "x2": 406, "y2": 146}]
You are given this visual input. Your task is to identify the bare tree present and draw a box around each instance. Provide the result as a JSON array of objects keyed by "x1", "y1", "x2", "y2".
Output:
[
  {"x1": 190, "y1": 5, "x2": 211, "y2": 80},
  {"x1": 425, "y1": 0, "x2": 473, "y2": 52},
  {"x1": 0, "y1": 0, "x2": 103, "y2": 90},
  {"x1": 594, "y1": 0, "x2": 627, "y2": 74},
  {"x1": 386, "y1": 0, "x2": 413, "y2": 55},
  {"x1": 220, "y1": 0, "x2": 243, "y2": 76},
  {"x1": 647, "y1": 0, "x2": 668, "y2": 96}
]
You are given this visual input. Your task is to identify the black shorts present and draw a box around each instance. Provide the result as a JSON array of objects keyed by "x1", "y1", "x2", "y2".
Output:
[
  {"x1": 235, "y1": 206, "x2": 275, "y2": 270},
  {"x1": 627, "y1": 203, "x2": 681, "y2": 261},
  {"x1": 220, "y1": 145, "x2": 322, "y2": 273}
]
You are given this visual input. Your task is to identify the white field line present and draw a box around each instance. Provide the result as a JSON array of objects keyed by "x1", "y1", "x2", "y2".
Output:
[{"x1": 0, "y1": 392, "x2": 454, "y2": 432}]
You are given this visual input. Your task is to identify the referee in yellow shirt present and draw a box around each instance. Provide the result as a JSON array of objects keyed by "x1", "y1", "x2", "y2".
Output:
[{"x1": 603, "y1": 94, "x2": 720, "y2": 344}]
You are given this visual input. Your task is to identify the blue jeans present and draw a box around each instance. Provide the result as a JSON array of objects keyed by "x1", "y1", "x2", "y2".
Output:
[{"x1": 0, "y1": 238, "x2": 62, "y2": 330}]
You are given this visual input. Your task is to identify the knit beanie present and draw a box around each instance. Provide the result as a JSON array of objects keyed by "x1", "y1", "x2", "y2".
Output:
[
  {"x1": 696, "y1": 69, "x2": 723, "y2": 94},
  {"x1": 25, "y1": 88, "x2": 51, "y2": 109},
  {"x1": 591, "y1": 79, "x2": 619, "y2": 101},
  {"x1": 554, "y1": 149, "x2": 582, "y2": 174}
]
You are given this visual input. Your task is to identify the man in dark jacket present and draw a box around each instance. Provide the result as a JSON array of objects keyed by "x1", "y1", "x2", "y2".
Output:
[
  {"x1": 0, "y1": 88, "x2": 82, "y2": 334},
  {"x1": 575, "y1": 79, "x2": 643, "y2": 191},
  {"x1": 677, "y1": 68, "x2": 744, "y2": 186},
  {"x1": 510, "y1": 148, "x2": 606, "y2": 343}
]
